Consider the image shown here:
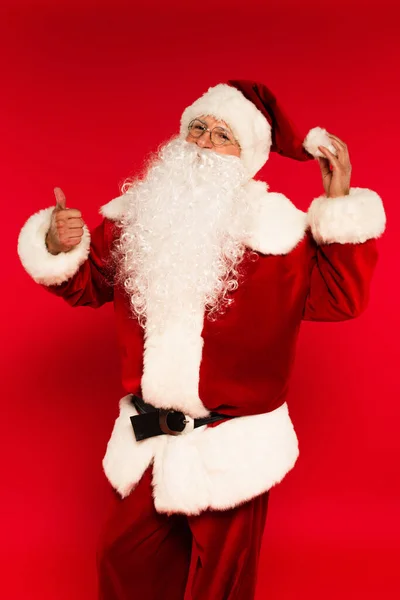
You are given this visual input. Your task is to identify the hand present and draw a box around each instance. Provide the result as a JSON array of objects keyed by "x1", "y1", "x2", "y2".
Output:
[
  {"x1": 46, "y1": 187, "x2": 85, "y2": 255},
  {"x1": 317, "y1": 134, "x2": 352, "y2": 198}
]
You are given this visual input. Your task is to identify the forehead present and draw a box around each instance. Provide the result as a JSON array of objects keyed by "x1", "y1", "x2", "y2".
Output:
[{"x1": 196, "y1": 114, "x2": 232, "y2": 131}]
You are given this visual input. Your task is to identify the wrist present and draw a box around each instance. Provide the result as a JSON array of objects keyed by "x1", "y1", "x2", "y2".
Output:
[{"x1": 327, "y1": 187, "x2": 350, "y2": 198}]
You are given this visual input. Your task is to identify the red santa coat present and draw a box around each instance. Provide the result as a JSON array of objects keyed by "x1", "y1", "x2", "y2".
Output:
[{"x1": 17, "y1": 181, "x2": 385, "y2": 515}]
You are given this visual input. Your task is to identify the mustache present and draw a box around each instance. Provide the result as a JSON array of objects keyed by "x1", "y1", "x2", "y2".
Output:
[
  {"x1": 160, "y1": 137, "x2": 241, "y2": 166},
  {"x1": 122, "y1": 138, "x2": 244, "y2": 193}
]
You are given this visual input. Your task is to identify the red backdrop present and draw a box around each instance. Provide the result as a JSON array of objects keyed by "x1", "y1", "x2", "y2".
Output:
[{"x1": 2, "y1": 1, "x2": 399, "y2": 598}]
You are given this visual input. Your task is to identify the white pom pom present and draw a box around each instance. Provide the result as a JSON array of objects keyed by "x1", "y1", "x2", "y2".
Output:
[{"x1": 303, "y1": 127, "x2": 337, "y2": 158}]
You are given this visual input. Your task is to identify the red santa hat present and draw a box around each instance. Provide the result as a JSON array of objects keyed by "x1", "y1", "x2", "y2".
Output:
[{"x1": 180, "y1": 80, "x2": 336, "y2": 178}]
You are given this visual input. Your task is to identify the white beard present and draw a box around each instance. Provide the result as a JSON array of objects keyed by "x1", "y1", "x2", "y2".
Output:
[
  {"x1": 116, "y1": 138, "x2": 250, "y2": 335},
  {"x1": 114, "y1": 138, "x2": 251, "y2": 416}
]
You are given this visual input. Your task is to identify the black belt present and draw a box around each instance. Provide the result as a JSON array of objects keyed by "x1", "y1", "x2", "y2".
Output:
[{"x1": 130, "y1": 395, "x2": 235, "y2": 441}]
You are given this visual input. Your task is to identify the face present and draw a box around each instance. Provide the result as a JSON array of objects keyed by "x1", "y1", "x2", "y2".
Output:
[{"x1": 185, "y1": 115, "x2": 241, "y2": 157}]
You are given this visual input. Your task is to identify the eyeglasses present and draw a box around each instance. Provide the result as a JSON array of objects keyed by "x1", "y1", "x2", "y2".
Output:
[{"x1": 187, "y1": 118, "x2": 239, "y2": 148}]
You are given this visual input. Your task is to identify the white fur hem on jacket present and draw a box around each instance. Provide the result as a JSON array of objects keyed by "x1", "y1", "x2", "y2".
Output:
[
  {"x1": 308, "y1": 187, "x2": 386, "y2": 245},
  {"x1": 17, "y1": 207, "x2": 91, "y2": 285},
  {"x1": 102, "y1": 395, "x2": 299, "y2": 515}
]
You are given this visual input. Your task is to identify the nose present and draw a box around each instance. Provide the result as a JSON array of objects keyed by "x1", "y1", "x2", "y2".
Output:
[{"x1": 196, "y1": 130, "x2": 213, "y2": 149}]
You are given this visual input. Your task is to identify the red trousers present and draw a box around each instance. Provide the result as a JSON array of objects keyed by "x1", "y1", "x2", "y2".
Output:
[{"x1": 97, "y1": 467, "x2": 269, "y2": 600}]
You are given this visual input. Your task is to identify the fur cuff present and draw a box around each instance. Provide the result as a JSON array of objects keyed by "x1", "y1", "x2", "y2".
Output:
[
  {"x1": 308, "y1": 188, "x2": 386, "y2": 245},
  {"x1": 17, "y1": 207, "x2": 91, "y2": 285}
]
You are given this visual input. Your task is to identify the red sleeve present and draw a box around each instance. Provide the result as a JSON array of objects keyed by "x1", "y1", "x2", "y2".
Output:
[
  {"x1": 44, "y1": 218, "x2": 117, "y2": 308},
  {"x1": 303, "y1": 234, "x2": 379, "y2": 322}
]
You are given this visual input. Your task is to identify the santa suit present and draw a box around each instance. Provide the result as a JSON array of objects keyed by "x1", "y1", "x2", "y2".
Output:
[
  {"x1": 18, "y1": 79, "x2": 387, "y2": 599},
  {"x1": 17, "y1": 175, "x2": 385, "y2": 598}
]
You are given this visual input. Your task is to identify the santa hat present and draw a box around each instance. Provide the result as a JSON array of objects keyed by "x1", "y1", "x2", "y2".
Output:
[{"x1": 180, "y1": 80, "x2": 336, "y2": 178}]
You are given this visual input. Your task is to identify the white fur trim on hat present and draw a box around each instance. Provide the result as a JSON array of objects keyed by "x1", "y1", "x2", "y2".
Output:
[
  {"x1": 303, "y1": 127, "x2": 337, "y2": 158},
  {"x1": 17, "y1": 207, "x2": 91, "y2": 285},
  {"x1": 180, "y1": 84, "x2": 271, "y2": 179},
  {"x1": 308, "y1": 187, "x2": 386, "y2": 244}
]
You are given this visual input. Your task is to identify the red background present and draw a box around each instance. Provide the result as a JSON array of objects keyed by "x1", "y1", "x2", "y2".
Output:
[{"x1": 2, "y1": 1, "x2": 399, "y2": 598}]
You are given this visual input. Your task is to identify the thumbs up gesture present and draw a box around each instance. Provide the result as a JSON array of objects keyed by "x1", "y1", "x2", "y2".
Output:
[{"x1": 45, "y1": 188, "x2": 85, "y2": 255}]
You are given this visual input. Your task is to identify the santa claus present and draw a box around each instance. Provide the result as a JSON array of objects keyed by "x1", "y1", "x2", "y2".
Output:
[{"x1": 17, "y1": 80, "x2": 386, "y2": 600}]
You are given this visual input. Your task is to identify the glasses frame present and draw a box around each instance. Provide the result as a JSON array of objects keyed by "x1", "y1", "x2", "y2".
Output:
[{"x1": 187, "y1": 118, "x2": 240, "y2": 148}]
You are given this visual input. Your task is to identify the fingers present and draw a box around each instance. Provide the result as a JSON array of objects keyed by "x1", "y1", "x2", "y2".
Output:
[
  {"x1": 55, "y1": 219, "x2": 83, "y2": 235},
  {"x1": 329, "y1": 136, "x2": 352, "y2": 174},
  {"x1": 54, "y1": 187, "x2": 66, "y2": 209},
  {"x1": 53, "y1": 188, "x2": 83, "y2": 218},
  {"x1": 328, "y1": 133, "x2": 346, "y2": 147},
  {"x1": 318, "y1": 145, "x2": 340, "y2": 170},
  {"x1": 53, "y1": 215, "x2": 83, "y2": 227},
  {"x1": 63, "y1": 217, "x2": 84, "y2": 228},
  {"x1": 65, "y1": 208, "x2": 82, "y2": 219},
  {"x1": 52, "y1": 209, "x2": 84, "y2": 250},
  {"x1": 328, "y1": 135, "x2": 351, "y2": 162},
  {"x1": 53, "y1": 208, "x2": 82, "y2": 220},
  {"x1": 48, "y1": 189, "x2": 85, "y2": 253},
  {"x1": 56, "y1": 223, "x2": 84, "y2": 248},
  {"x1": 65, "y1": 236, "x2": 83, "y2": 247},
  {"x1": 330, "y1": 137, "x2": 348, "y2": 156},
  {"x1": 318, "y1": 157, "x2": 331, "y2": 178}
]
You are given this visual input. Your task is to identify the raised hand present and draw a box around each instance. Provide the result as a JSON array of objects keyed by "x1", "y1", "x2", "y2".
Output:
[
  {"x1": 45, "y1": 187, "x2": 85, "y2": 255},
  {"x1": 318, "y1": 134, "x2": 352, "y2": 198}
]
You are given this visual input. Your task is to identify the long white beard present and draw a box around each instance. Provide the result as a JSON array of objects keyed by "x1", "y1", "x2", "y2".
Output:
[
  {"x1": 116, "y1": 138, "x2": 249, "y2": 335},
  {"x1": 115, "y1": 138, "x2": 253, "y2": 416}
]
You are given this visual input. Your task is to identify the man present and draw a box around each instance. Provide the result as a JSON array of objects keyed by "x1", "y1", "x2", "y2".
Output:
[{"x1": 17, "y1": 80, "x2": 386, "y2": 600}]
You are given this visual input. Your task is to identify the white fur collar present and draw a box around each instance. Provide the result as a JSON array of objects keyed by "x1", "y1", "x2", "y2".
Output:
[
  {"x1": 100, "y1": 179, "x2": 307, "y2": 256},
  {"x1": 239, "y1": 180, "x2": 307, "y2": 255}
]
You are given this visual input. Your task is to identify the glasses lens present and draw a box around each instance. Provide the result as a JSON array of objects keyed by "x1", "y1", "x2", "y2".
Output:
[
  {"x1": 188, "y1": 119, "x2": 206, "y2": 138},
  {"x1": 211, "y1": 127, "x2": 235, "y2": 146}
]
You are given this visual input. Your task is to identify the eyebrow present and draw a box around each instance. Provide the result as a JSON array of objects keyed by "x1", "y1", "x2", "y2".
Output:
[{"x1": 197, "y1": 117, "x2": 233, "y2": 136}]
